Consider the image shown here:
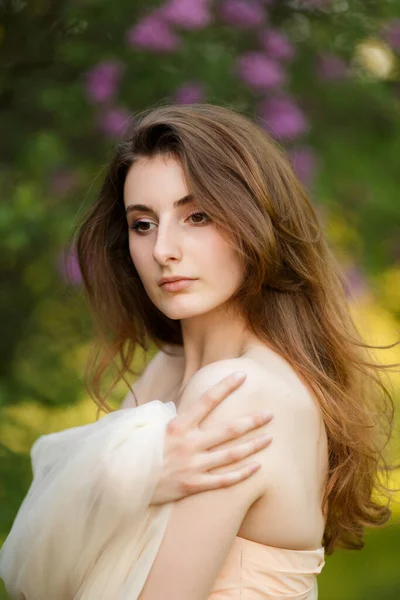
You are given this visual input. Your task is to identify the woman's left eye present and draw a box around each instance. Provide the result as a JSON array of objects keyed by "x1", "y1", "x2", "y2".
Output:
[{"x1": 187, "y1": 211, "x2": 211, "y2": 225}]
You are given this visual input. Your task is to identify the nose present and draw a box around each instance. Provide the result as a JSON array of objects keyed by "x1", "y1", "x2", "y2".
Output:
[{"x1": 152, "y1": 222, "x2": 182, "y2": 266}]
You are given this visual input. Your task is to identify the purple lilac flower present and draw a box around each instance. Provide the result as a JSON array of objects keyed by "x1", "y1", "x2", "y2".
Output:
[
  {"x1": 288, "y1": 146, "x2": 318, "y2": 187},
  {"x1": 161, "y1": 0, "x2": 211, "y2": 30},
  {"x1": 174, "y1": 81, "x2": 205, "y2": 103},
  {"x1": 126, "y1": 12, "x2": 181, "y2": 52},
  {"x1": 259, "y1": 29, "x2": 295, "y2": 61},
  {"x1": 382, "y1": 19, "x2": 400, "y2": 51},
  {"x1": 84, "y1": 60, "x2": 123, "y2": 104},
  {"x1": 259, "y1": 95, "x2": 309, "y2": 140},
  {"x1": 219, "y1": 0, "x2": 265, "y2": 29},
  {"x1": 316, "y1": 53, "x2": 348, "y2": 81},
  {"x1": 58, "y1": 249, "x2": 82, "y2": 286},
  {"x1": 98, "y1": 107, "x2": 131, "y2": 137},
  {"x1": 236, "y1": 52, "x2": 285, "y2": 89}
]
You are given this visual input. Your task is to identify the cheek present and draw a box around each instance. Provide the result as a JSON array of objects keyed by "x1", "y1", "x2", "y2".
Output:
[
  {"x1": 207, "y1": 235, "x2": 243, "y2": 287},
  {"x1": 129, "y1": 241, "x2": 149, "y2": 278}
]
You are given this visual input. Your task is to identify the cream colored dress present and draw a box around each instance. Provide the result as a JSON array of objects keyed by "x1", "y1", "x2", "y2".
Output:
[
  {"x1": 209, "y1": 536, "x2": 324, "y2": 599},
  {"x1": 0, "y1": 400, "x2": 324, "y2": 599}
]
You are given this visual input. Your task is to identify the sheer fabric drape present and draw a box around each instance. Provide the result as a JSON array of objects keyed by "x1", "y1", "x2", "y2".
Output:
[{"x1": 0, "y1": 400, "x2": 177, "y2": 600}]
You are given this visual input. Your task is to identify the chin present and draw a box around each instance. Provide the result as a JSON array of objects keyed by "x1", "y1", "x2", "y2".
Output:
[
  {"x1": 155, "y1": 297, "x2": 219, "y2": 321},
  {"x1": 159, "y1": 307, "x2": 206, "y2": 321}
]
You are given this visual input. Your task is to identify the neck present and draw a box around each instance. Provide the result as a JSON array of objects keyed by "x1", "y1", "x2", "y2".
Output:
[{"x1": 177, "y1": 304, "x2": 256, "y2": 393}]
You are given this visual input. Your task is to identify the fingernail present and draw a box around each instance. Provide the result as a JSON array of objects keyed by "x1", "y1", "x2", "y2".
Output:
[
  {"x1": 262, "y1": 411, "x2": 272, "y2": 420},
  {"x1": 233, "y1": 371, "x2": 246, "y2": 381},
  {"x1": 249, "y1": 462, "x2": 261, "y2": 471}
]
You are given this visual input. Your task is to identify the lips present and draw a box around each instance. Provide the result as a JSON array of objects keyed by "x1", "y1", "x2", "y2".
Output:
[
  {"x1": 159, "y1": 276, "x2": 193, "y2": 286},
  {"x1": 159, "y1": 278, "x2": 196, "y2": 292}
]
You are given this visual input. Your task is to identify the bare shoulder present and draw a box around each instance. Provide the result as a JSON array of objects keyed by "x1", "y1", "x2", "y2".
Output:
[
  {"x1": 179, "y1": 355, "x2": 320, "y2": 426},
  {"x1": 120, "y1": 344, "x2": 184, "y2": 409},
  {"x1": 178, "y1": 355, "x2": 325, "y2": 484}
]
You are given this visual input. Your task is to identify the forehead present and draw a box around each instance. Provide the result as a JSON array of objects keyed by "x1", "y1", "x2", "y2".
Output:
[{"x1": 123, "y1": 155, "x2": 189, "y2": 207}]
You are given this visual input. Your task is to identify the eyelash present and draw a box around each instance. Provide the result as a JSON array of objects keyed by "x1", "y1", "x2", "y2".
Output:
[{"x1": 129, "y1": 211, "x2": 211, "y2": 234}]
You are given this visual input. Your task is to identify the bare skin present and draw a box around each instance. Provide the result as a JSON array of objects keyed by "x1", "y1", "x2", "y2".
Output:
[
  {"x1": 123, "y1": 345, "x2": 328, "y2": 550},
  {"x1": 151, "y1": 371, "x2": 274, "y2": 505},
  {"x1": 121, "y1": 352, "x2": 274, "y2": 504}
]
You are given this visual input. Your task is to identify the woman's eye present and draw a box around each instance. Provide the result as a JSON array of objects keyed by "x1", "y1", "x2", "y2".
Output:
[
  {"x1": 187, "y1": 211, "x2": 211, "y2": 225},
  {"x1": 130, "y1": 220, "x2": 156, "y2": 234}
]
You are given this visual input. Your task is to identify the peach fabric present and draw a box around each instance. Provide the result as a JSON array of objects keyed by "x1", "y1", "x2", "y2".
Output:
[{"x1": 209, "y1": 536, "x2": 325, "y2": 599}]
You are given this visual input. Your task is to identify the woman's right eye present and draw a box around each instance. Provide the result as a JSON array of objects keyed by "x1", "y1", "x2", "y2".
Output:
[{"x1": 130, "y1": 220, "x2": 156, "y2": 234}]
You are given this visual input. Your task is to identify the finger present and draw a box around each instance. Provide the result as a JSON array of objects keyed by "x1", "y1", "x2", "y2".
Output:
[
  {"x1": 199, "y1": 411, "x2": 273, "y2": 450},
  {"x1": 184, "y1": 463, "x2": 261, "y2": 495},
  {"x1": 201, "y1": 434, "x2": 272, "y2": 470},
  {"x1": 177, "y1": 372, "x2": 247, "y2": 431}
]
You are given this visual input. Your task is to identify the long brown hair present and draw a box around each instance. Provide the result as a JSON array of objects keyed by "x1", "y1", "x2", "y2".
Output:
[{"x1": 71, "y1": 103, "x2": 398, "y2": 554}]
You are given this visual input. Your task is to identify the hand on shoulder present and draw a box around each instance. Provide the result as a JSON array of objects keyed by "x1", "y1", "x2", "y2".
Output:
[{"x1": 177, "y1": 356, "x2": 325, "y2": 494}]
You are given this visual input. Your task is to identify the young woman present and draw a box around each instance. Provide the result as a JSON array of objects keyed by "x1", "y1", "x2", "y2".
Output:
[
  {"x1": 1, "y1": 103, "x2": 395, "y2": 599},
  {"x1": 77, "y1": 101, "x2": 395, "y2": 598}
]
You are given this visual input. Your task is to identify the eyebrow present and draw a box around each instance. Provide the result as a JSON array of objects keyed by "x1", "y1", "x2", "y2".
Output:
[{"x1": 125, "y1": 194, "x2": 195, "y2": 215}]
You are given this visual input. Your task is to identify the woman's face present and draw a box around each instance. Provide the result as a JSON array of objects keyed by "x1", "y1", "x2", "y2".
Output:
[{"x1": 123, "y1": 154, "x2": 244, "y2": 321}]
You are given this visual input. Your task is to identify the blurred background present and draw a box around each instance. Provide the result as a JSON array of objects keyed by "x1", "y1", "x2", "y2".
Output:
[{"x1": 1, "y1": 0, "x2": 400, "y2": 598}]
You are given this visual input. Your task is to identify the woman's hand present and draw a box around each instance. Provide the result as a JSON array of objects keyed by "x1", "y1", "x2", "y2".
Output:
[{"x1": 150, "y1": 372, "x2": 273, "y2": 505}]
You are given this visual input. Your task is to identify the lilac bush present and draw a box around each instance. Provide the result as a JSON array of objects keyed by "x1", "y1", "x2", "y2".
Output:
[
  {"x1": 316, "y1": 53, "x2": 349, "y2": 81},
  {"x1": 219, "y1": 0, "x2": 266, "y2": 29},
  {"x1": 79, "y1": 0, "x2": 400, "y2": 203},
  {"x1": 126, "y1": 11, "x2": 181, "y2": 51},
  {"x1": 78, "y1": 0, "x2": 400, "y2": 209},
  {"x1": 84, "y1": 61, "x2": 124, "y2": 104},
  {"x1": 236, "y1": 52, "x2": 286, "y2": 89},
  {"x1": 288, "y1": 146, "x2": 318, "y2": 186},
  {"x1": 161, "y1": 0, "x2": 212, "y2": 29},
  {"x1": 259, "y1": 95, "x2": 309, "y2": 140},
  {"x1": 174, "y1": 81, "x2": 206, "y2": 103},
  {"x1": 259, "y1": 29, "x2": 295, "y2": 62},
  {"x1": 98, "y1": 107, "x2": 132, "y2": 137}
]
